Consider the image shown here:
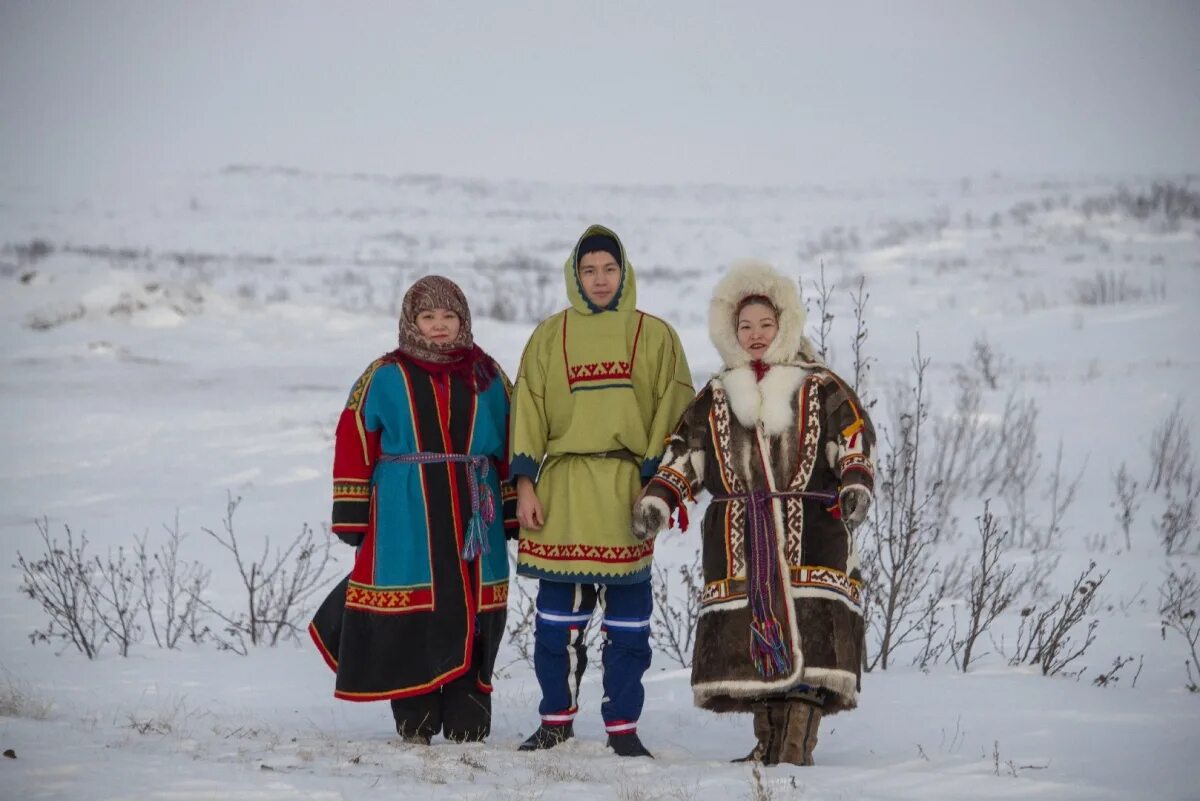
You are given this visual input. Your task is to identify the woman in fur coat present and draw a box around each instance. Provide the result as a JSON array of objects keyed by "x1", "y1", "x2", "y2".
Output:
[
  {"x1": 309, "y1": 275, "x2": 518, "y2": 745},
  {"x1": 633, "y1": 261, "x2": 876, "y2": 766}
]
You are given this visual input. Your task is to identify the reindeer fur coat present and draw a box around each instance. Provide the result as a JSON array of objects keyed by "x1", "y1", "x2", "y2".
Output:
[{"x1": 640, "y1": 262, "x2": 876, "y2": 714}]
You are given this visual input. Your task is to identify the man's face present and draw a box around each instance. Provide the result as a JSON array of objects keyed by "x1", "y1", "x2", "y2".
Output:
[{"x1": 577, "y1": 251, "x2": 621, "y2": 308}]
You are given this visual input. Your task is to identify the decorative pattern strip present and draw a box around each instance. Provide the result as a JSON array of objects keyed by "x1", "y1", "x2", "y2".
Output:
[
  {"x1": 519, "y1": 539, "x2": 655, "y2": 564},
  {"x1": 344, "y1": 581, "x2": 435, "y2": 614},
  {"x1": 784, "y1": 375, "x2": 823, "y2": 564},
  {"x1": 333, "y1": 479, "x2": 370, "y2": 499},
  {"x1": 789, "y1": 565, "x2": 863, "y2": 606}
]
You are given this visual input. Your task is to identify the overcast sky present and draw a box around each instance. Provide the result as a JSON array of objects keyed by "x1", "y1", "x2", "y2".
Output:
[{"x1": 1, "y1": 1, "x2": 1198, "y2": 189}]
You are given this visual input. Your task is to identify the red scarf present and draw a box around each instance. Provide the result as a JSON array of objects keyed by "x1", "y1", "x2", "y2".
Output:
[{"x1": 383, "y1": 343, "x2": 498, "y2": 392}]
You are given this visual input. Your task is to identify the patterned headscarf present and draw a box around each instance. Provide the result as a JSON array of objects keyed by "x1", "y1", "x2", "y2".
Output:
[
  {"x1": 397, "y1": 275, "x2": 474, "y2": 363},
  {"x1": 389, "y1": 275, "x2": 497, "y2": 391}
]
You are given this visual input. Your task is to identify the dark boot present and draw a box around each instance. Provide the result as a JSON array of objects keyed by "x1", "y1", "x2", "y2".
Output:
[
  {"x1": 391, "y1": 697, "x2": 440, "y2": 746},
  {"x1": 732, "y1": 702, "x2": 775, "y2": 763},
  {"x1": 775, "y1": 700, "x2": 822, "y2": 766},
  {"x1": 607, "y1": 731, "x2": 654, "y2": 758},
  {"x1": 518, "y1": 722, "x2": 574, "y2": 751},
  {"x1": 443, "y1": 679, "x2": 492, "y2": 743}
]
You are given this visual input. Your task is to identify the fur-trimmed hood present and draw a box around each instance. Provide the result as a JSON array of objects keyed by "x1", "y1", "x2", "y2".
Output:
[{"x1": 708, "y1": 261, "x2": 821, "y2": 370}]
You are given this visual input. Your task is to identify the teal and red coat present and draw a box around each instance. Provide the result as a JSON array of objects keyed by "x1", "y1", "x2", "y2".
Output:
[{"x1": 309, "y1": 352, "x2": 518, "y2": 701}]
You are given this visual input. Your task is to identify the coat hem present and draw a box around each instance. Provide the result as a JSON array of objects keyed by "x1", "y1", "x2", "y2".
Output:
[{"x1": 516, "y1": 563, "x2": 651, "y2": 586}]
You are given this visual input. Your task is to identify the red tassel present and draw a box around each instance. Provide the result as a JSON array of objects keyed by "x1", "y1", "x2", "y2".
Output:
[
  {"x1": 676, "y1": 503, "x2": 689, "y2": 532},
  {"x1": 828, "y1": 501, "x2": 842, "y2": 521}
]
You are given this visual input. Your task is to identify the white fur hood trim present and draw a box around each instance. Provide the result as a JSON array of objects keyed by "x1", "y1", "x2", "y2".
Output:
[
  {"x1": 708, "y1": 260, "x2": 821, "y2": 369},
  {"x1": 716, "y1": 365, "x2": 810, "y2": 436}
]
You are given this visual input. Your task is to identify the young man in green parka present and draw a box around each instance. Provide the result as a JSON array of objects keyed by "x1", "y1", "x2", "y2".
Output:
[{"x1": 509, "y1": 224, "x2": 694, "y2": 758}]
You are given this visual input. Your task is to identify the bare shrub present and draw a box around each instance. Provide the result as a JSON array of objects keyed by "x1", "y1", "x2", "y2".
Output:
[
  {"x1": 651, "y1": 552, "x2": 703, "y2": 667},
  {"x1": 134, "y1": 514, "x2": 211, "y2": 649},
  {"x1": 1038, "y1": 441, "x2": 1086, "y2": 553},
  {"x1": 195, "y1": 494, "x2": 336, "y2": 652},
  {"x1": 0, "y1": 673, "x2": 54, "y2": 719},
  {"x1": 1147, "y1": 400, "x2": 1190, "y2": 494},
  {"x1": 479, "y1": 257, "x2": 560, "y2": 323},
  {"x1": 927, "y1": 370, "x2": 995, "y2": 535},
  {"x1": 17, "y1": 520, "x2": 106, "y2": 658},
  {"x1": 1008, "y1": 561, "x2": 1107, "y2": 677},
  {"x1": 805, "y1": 260, "x2": 834, "y2": 363},
  {"x1": 860, "y1": 340, "x2": 946, "y2": 671},
  {"x1": 90, "y1": 545, "x2": 144, "y2": 656},
  {"x1": 1111, "y1": 463, "x2": 1142, "y2": 552},
  {"x1": 1091, "y1": 655, "x2": 1140, "y2": 688},
  {"x1": 1156, "y1": 468, "x2": 1199, "y2": 555},
  {"x1": 951, "y1": 502, "x2": 1017, "y2": 672},
  {"x1": 982, "y1": 394, "x2": 1040, "y2": 546},
  {"x1": 1069, "y1": 271, "x2": 1143, "y2": 306},
  {"x1": 849, "y1": 275, "x2": 874, "y2": 409},
  {"x1": 1079, "y1": 182, "x2": 1200, "y2": 227},
  {"x1": 911, "y1": 566, "x2": 957, "y2": 671},
  {"x1": 1159, "y1": 566, "x2": 1200, "y2": 693}
]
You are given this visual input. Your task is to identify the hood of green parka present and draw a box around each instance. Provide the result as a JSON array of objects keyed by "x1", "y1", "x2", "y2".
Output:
[{"x1": 563, "y1": 223, "x2": 637, "y2": 314}]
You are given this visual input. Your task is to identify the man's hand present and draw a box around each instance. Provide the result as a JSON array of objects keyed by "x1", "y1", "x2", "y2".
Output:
[
  {"x1": 516, "y1": 476, "x2": 545, "y2": 531},
  {"x1": 839, "y1": 485, "x2": 872, "y2": 528},
  {"x1": 632, "y1": 496, "x2": 669, "y2": 541}
]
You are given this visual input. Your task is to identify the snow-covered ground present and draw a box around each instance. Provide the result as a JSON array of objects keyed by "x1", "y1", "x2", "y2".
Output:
[{"x1": 1, "y1": 168, "x2": 1198, "y2": 800}]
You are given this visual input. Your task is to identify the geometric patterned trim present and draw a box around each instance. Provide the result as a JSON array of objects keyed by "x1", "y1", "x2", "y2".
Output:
[
  {"x1": 784, "y1": 375, "x2": 823, "y2": 565},
  {"x1": 344, "y1": 581, "x2": 435, "y2": 614},
  {"x1": 519, "y1": 538, "x2": 655, "y2": 564},
  {"x1": 840, "y1": 454, "x2": 874, "y2": 482},
  {"x1": 650, "y1": 467, "x2": 691, "y2": 505},
  {"x1": 345, "y1": 358, "x2": 387, "y2": 413},
  {"x1": 701, "y1": 565, "x2": 862, "y2": 607},
  {"x1": 333, "y1": 478, "x2": 370, "y2": 500},
  {"x1": 789, "y1": 565, "x2": 862, "y2": 606},
  {"x1": 561, "y1": 312, "x2": 644, "y2": 392},
  {"x1": 478, "y1": 581, "x2": 509, "y2": 612}
]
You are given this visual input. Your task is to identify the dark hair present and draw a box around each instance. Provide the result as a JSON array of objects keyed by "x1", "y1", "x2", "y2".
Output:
[
  {"x1": 736, "y1": 294, "x2": 778, "y2": 319},
  {"x1": 576, "y1": 234, "x2": 622, "y2": 267}
]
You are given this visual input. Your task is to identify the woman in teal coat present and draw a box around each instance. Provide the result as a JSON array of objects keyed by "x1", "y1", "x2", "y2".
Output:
[{"x1": 310, "y1": 275, "x2": 517, "y2": 743}]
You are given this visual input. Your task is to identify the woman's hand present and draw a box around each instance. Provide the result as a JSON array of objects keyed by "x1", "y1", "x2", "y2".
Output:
[{"x1": 516, "y1": 476, "x2": 545, "y2": 531}]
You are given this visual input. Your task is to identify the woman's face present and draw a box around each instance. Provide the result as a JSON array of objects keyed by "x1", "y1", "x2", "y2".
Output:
[
  {"x1": 415, "y1": 308, "x2": 461, "y2": 344},
  {"x1": 736, "y1": 302, "x2": 778, "y2": 358}
]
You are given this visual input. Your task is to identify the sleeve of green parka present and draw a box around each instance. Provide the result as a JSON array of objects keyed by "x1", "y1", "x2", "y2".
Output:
[{"x1": 508, "y1": 324, "x2": 550, "y2": 482}]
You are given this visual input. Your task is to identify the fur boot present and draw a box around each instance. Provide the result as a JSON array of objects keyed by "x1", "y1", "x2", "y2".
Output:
[
  {"x1": 774, "y1": 699, "x2": 822, "y2": 766},
  {"x1": 732, "y1": 702, "x2": 775, "y2": 763}
]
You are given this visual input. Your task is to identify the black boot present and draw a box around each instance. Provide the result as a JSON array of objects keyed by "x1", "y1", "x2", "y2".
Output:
[
  {"x1": 518, "y1": 722, "x2": 574, "y2": 751},
  {"x1": 607, "y1": 731, "x2": 654, "y2": 758}
]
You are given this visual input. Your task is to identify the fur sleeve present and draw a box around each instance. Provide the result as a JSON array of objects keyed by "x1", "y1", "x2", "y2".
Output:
[
  {"x1": 819, "y1": 371, "x2": 876, "y2": 495},
  {"x1": 641, "y1": 383, "x2": 713, "y2": 520}
]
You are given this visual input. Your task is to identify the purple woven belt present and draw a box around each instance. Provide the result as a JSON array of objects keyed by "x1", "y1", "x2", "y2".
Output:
[
  {"x1": 711, "y1": 488, "x2": 837, "y2": 678},
  {"x1": 379, "y1": 452, "x2": 496, "y2": 562}
]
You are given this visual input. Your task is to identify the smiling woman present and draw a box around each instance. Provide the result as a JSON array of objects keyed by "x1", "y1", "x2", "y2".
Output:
[
  {"x1": 308, "y1": 274, "x2": 519, "y2": 746},
  {"x1": 735, "y1": 296, "x2": 779, "y2": 359},
  {"x1": 415, "y1": 308, "x2": 462, "y2": 344}
]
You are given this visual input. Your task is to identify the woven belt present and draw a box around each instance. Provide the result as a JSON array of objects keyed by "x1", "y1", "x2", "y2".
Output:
[
  {"x1": 709, "y1": 488, "x2": 837, "y2": 678},
  {"x1": 379, "y1": 452, "x2": 495, "y2": 561}
]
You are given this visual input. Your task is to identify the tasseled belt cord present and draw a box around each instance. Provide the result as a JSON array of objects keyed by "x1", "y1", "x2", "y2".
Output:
[
  {"x1": 711, "y1": 489, "x2": 838, "y2": 678},
  {"x1": 379, "y1": 452, "x2": 496, "y2": 561}
]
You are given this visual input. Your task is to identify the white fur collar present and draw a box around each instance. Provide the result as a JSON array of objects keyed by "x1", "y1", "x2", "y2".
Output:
[{"x1": 716, "y1": 365, "x2": 808, "y2": 436}]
